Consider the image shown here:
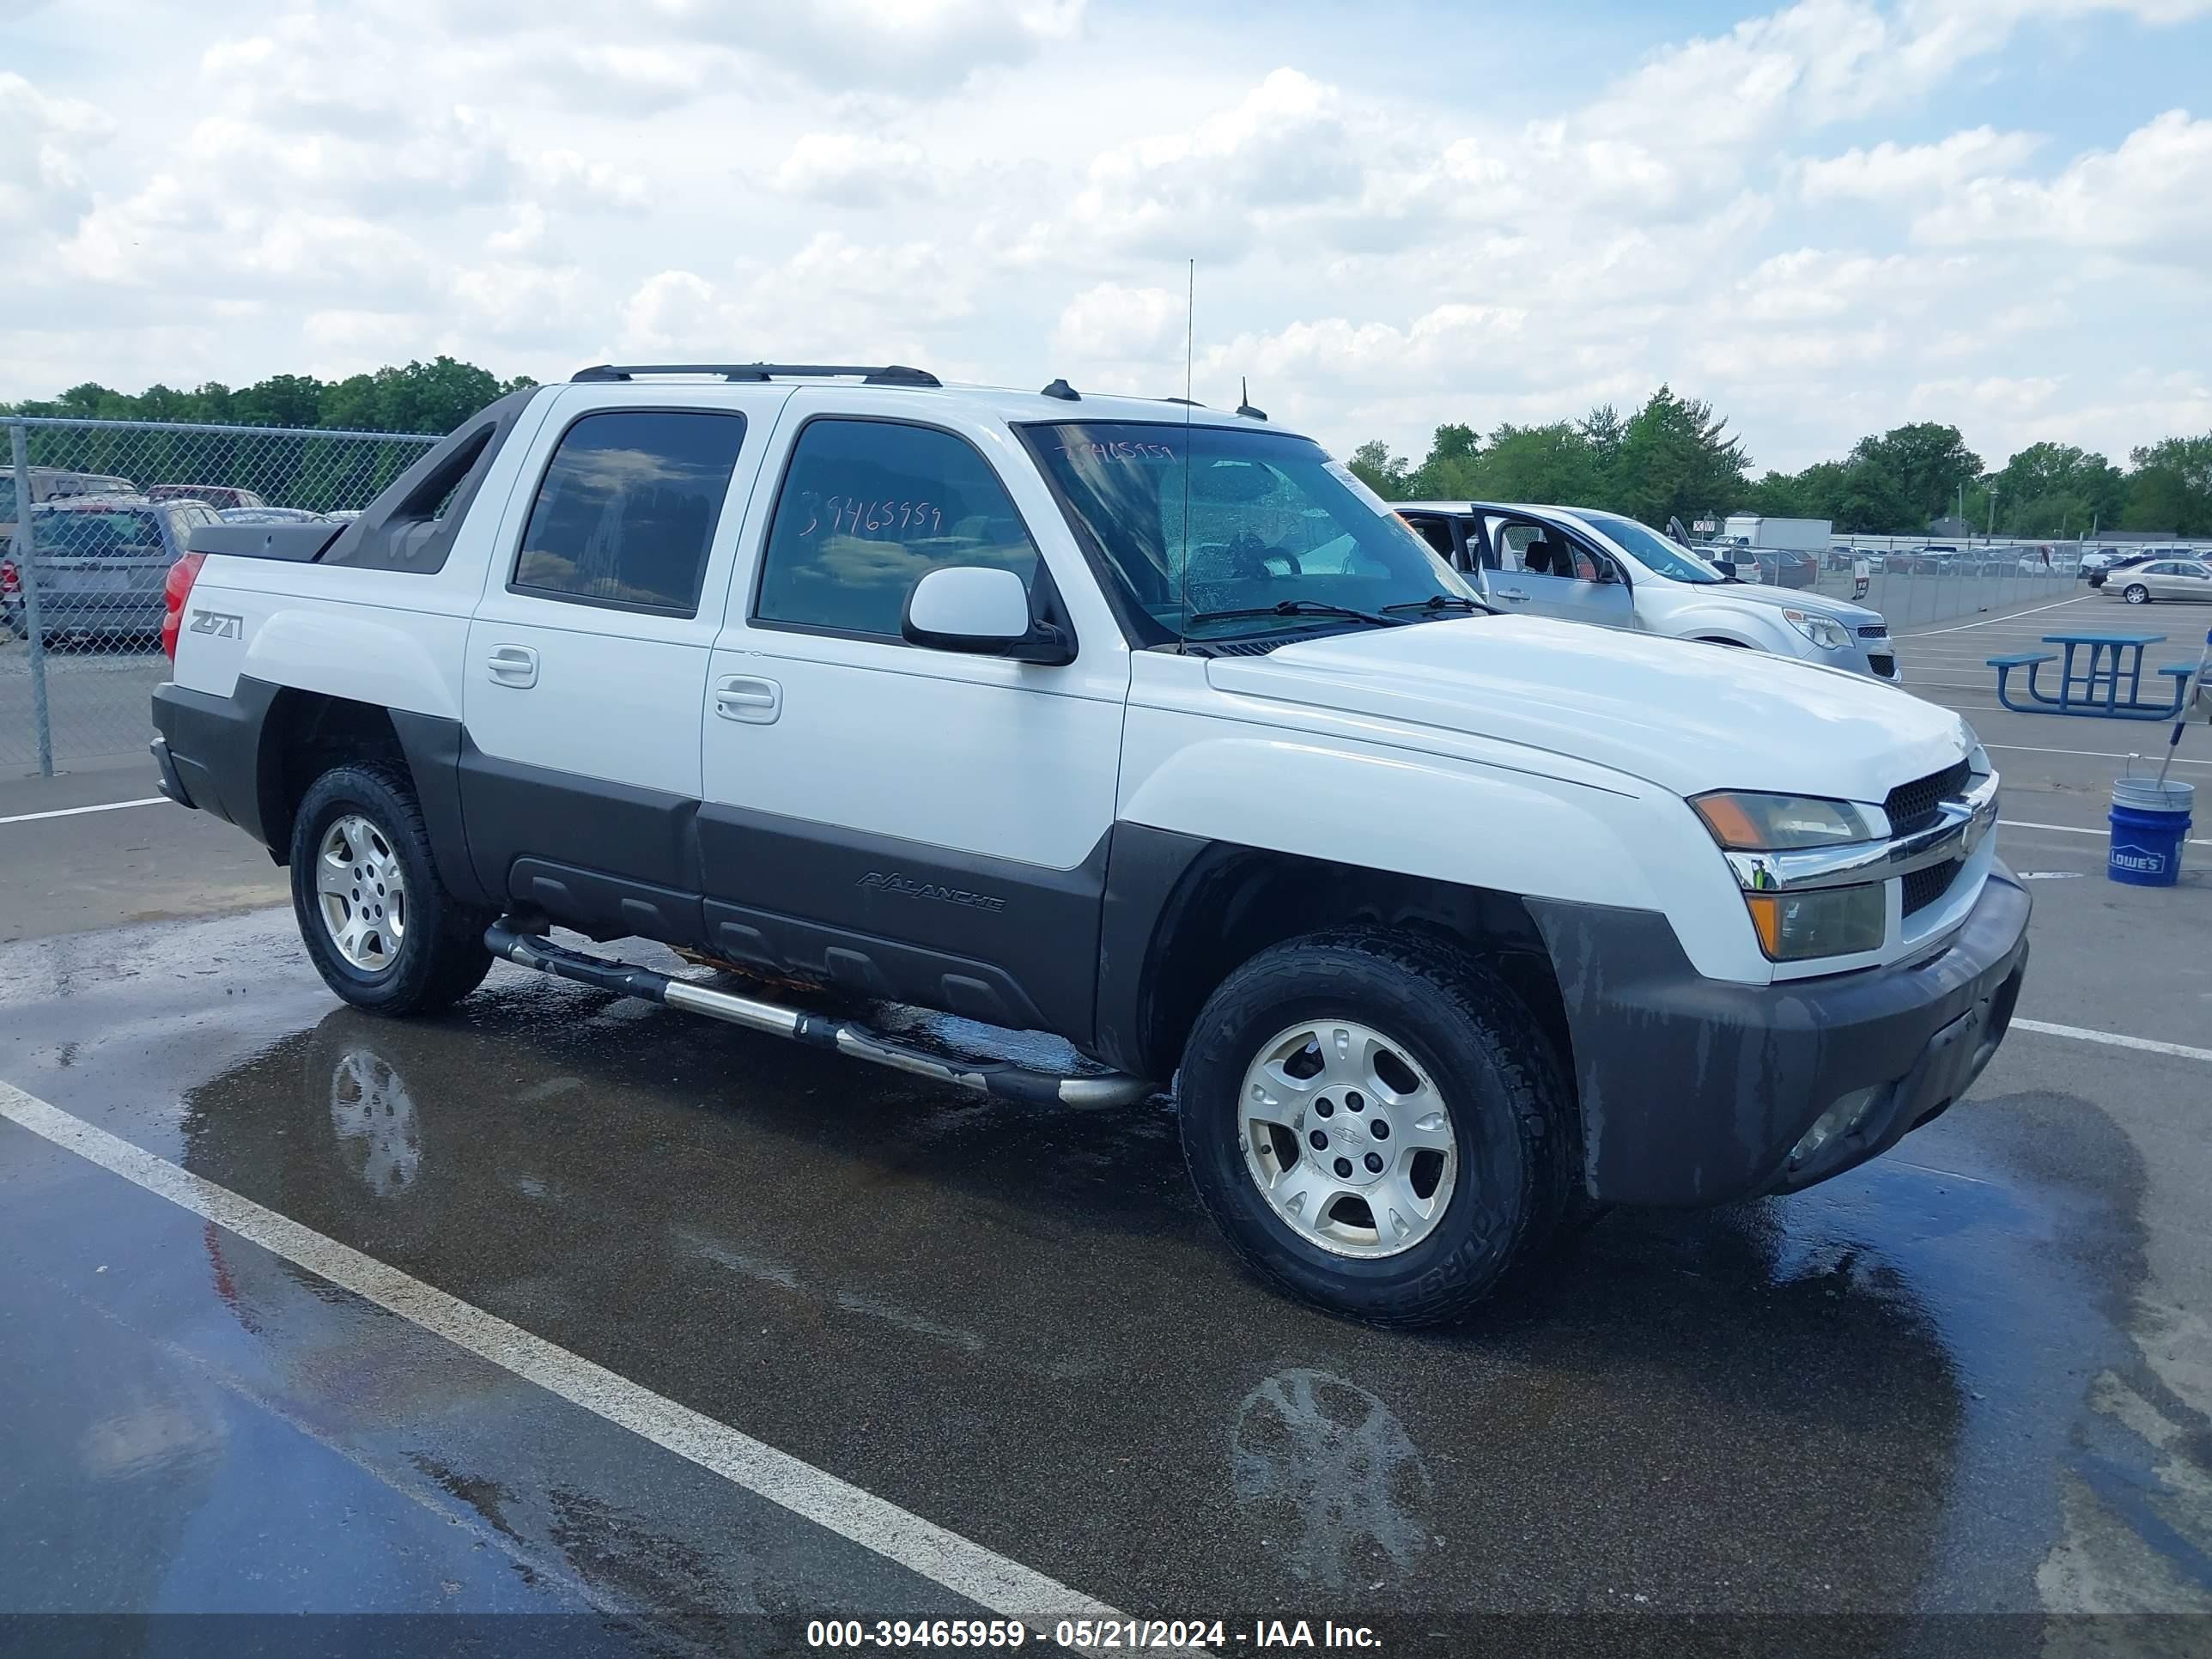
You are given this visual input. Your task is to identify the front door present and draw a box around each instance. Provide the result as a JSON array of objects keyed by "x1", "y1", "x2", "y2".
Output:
[
  {"x1": 697, "y1": 402, "x2": 1130, "y2": 1041},
  {"x1": 1485, "y1": 515, "x2": 1638, "y2": 629}
]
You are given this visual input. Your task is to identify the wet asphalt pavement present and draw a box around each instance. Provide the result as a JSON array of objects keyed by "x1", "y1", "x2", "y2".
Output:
[{"x1": 4, "y1": 599, "x2": 2212, "y2": 1657}]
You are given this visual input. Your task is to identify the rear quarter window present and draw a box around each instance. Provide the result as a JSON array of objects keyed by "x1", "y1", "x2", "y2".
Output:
[{"x1": 511, "y1": 409, "x2": 750, "y2": 615}]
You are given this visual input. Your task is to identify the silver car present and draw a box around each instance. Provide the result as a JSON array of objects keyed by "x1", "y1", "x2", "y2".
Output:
[
  {"x1": 0, "y1": 495, "x2": 218, "y2": 641},
  {"x1": 2105, "y1": 558, "x2": 2212, "y2": 605}
]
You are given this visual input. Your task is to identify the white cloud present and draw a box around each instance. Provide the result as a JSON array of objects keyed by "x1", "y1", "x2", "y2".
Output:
[
  {"x1": 0, "y1": 70, "x2": 111, "y2": 232},
  {"x1": 1917, "y1": 109, "x2": 2212, "y2": 255},
  {"x1": 1051, "y1": 283, "x2": 1186, "y2": 365},
  {"x1": 772, "y1": 134, "x2": 939, "y2": 205},
  {"x1": 1797, "y1": 126, "x2": 2044, "y2": 199},
  {"x1": 7, "y1": 0, "x2": 2212, "y2": 482}
]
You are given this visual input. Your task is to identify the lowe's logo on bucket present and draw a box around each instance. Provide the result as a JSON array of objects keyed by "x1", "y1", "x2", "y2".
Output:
[{"x1": 2110, "y1": 843, "x2": 2169, "y2": 875}]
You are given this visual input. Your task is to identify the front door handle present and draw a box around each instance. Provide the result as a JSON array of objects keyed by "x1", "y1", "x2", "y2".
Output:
[
  {"x1": 486, "y1": 644, "x2": 538, "y2": 687},
  {"x1": 714, "y1": 674, "x2": 781, "y2": 724},
  {"x1": 1498, "y1": 588, "x2": 1531, "y2": 602}
]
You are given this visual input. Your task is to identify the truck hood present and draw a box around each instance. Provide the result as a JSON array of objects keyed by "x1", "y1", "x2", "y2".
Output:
[
  {"x1": 1204, "y1": 616, "x2": 1972, "y2": 802},
  {"x1": 1698, "y1": 581, "x2": 1884, "y2": 629}
]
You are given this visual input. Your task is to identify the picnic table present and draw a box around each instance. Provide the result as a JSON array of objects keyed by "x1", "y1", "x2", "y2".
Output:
[{"x1": 1988, "y1": 630, "x2": 2197, "y2": 720}]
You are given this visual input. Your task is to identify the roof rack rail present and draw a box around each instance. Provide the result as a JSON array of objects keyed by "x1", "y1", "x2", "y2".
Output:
[{"x1": 570, "y1": 362, "x2": 942, "y2": 387}]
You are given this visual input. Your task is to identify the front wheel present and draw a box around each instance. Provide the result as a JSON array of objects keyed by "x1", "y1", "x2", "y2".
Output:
[
  {"x1": 289, "y1": 762, "x2": 495, "y2": 1015},
  {"x1": 2124, "y1": 584, "x2": 2150, "y2": 605},
  {"x1": 1177, "y1": 928, "x2": 1576, "y2": 1328}
]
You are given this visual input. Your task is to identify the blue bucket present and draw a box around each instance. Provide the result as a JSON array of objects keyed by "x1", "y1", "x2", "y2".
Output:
[{"x1": 2108, "y1": 776, "x2": 2195, "y2": 887}]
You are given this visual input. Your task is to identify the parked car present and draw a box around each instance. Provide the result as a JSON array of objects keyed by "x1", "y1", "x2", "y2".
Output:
[
  {"x1": 217, "y1": 506, "x2": 330, "y2": 524},
  {"x1": 1396, "y1": 500, "x2": 1899, "y2": 680},
  {"x1": 149, "y1": 484, "x2": 270, "y2": 511},
  {"x1": 2103, "y1": 558, "x2": 2212, "y2": 605},
  {"x1": 2087, "y1": 553, "x2": 2159, "y2": 589},
  {"x1": 1763, "y1": 548, "x2": 1820, "y2": 588},
  {"x1": 0, "y1": 465, "x2": 138, "y2": 549},
  {"x1": 1723, "y1": 515, "x2": 1829, "y2": 587},
  {"x1": 1, "y1": 494, "x2": 218, "y2": 642},
  {"x1": 1698, "y1": 536, "x2": 1763, "y2": 581},
  {"x1": 150, "y1": 363, "x2": 2027, "y2": 1327}
]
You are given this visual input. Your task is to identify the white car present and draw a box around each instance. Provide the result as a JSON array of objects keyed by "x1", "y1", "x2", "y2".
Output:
[
  {"x1": 152, "y1": 362, "x2": 2027, "y2": 1326},
  {"x1": 1396, "y1": 501, "x2": 1899, "y2": 680}
]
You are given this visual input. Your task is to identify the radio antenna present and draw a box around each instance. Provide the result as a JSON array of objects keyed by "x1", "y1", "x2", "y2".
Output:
[{"x1": 1177, "y1": 258, "x2": 1194, "y2": 651}]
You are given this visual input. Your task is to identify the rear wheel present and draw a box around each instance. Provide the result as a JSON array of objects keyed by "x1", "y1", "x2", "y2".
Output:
[
  {"x1": 289, "y1": 763, "x2": 494, "y2": 1015},
  {"x1": 2124, "y1": 583, "x2": 2150, "y2": 605},
  {"x1": 1177, "y1": 928, "x2": 1576, "y2": 1328}
]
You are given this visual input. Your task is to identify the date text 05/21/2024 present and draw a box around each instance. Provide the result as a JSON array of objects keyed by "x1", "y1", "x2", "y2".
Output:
[{"x1": 804, "y1": 1618, "x2": 1383, "y2": 1650}]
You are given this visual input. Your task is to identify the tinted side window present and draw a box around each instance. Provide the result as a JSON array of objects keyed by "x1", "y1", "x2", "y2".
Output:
[
  {"x1": 755, "y1": 419, "x2": 1040, "y2": 639},
  {"x1": 513, "y1": 410, "x2": 747, "y2": 613}
]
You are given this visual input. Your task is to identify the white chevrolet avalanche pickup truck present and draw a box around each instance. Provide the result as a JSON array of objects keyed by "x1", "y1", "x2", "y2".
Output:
[{"x1": 151, "y1": 363, "x2": 2028, "y2": 1326}]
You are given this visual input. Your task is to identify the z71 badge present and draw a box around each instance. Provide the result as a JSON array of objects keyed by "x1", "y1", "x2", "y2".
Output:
[{"x1": 189, "y1": 609, "x2": 244, "y2": 639}]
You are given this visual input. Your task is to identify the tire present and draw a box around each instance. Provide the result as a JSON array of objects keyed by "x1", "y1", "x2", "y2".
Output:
[
  {"x1": 2124, "y1": 584, "x2": 2150, "y2": 605},
  {"x1": 1176, "y1": 927, "x2": 1577, "y2": 1328},
  {"x1": 289, "y1": 762, "x2": 494, "y2": 1015}
]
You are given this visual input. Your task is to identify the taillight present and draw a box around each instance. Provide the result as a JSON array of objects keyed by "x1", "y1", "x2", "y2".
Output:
[
  {"x1": 161, "y1": 551, "x2": 206, "y2": 660},
  {"x1": 1, "y1": 558, "x2": 16, "y2": 597}
]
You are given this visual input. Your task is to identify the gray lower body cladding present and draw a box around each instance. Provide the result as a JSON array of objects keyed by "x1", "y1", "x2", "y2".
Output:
[{"x1": 1528, "y1": 870, "x2": 2031, "y2": 1206}]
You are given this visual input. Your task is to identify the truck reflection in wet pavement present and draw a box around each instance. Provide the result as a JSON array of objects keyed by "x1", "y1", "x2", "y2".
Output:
[{"x1": 2, "y1": 910, "x2": 2202, "y2": 1654}]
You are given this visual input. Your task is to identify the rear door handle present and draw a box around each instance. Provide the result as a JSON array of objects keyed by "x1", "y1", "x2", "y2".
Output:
[
  {"x1": 1498, "y1": 588, "x2": 1530, "y2": 602},
  {"x1": 714, "y1": 674, "x2": 781, "y2": 724},
  {"x1": 485, "y1": 644, "x2": 538, "y2": 687}
]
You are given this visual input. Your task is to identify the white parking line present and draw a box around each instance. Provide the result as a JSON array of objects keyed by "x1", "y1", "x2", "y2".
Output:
[
  {"x1": 1986, "y1": 741, "x2": 2209, "y2": 769},
  {"x1": 0, "y1": 1080, "x2": 1132, "y2": 1640},
  {"x1": 2013, "y1": 1020, "x2": 2212, "y2": 1065},
  {"x1": 0, "y1": 796, "x2": 167, "y2": 827},
  {"x1": 2001, "y1": 817, "x2": 2212, "y2": 848},
  {"x1": 1898, "y1": 595, "x2": 2094, "y2": 637}
]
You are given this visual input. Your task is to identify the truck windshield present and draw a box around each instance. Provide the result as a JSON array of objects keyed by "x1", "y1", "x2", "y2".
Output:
[
  {"x1": 1579, "y1": 512, "x2": 1727, "y2": 584},
  {"x1": 1023, "y1": 422, "x2": 1476, "y2": 642}
]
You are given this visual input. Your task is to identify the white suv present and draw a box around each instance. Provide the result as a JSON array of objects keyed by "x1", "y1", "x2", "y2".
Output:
[
  {"x1": 1396, "y1": 501, "x2": 1898, "y2": 680},
  {"x1": 151, "y1": 363, "x2": 2027, "y2": 1325}
]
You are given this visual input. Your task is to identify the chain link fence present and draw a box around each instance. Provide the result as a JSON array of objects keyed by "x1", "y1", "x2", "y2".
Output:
[
  {"x1": 1769, "y1": 533, "x2": 2209, "y2": 635},
  {"x1": 3, "y1": 416, "x2": 437, "y2": 775}
]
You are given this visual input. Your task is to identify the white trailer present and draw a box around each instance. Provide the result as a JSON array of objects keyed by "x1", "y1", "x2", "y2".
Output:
[{"x1": 1723, "y1": 514, "x2": 1832, "y2": 552}]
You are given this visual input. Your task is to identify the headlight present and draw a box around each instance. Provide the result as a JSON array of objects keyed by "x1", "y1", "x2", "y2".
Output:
[
  {"x1": 1783, "y1": 608, "x2": 1851, "y2": 650},
  {"x1": 1692, "y1": 792, "x2": 1880, "y2": 849},
  {"x1": 1744, "y1": 884, "x2": 1887, "y2": 961}
]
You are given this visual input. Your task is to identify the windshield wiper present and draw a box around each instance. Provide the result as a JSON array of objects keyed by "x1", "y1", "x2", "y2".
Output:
[
  {"x1": 1184, "y1": 599, "x2": 1409, "y2": 630},
  {"x1": 1382, "y1": 592, "x2": 1492, "y2": 617}
]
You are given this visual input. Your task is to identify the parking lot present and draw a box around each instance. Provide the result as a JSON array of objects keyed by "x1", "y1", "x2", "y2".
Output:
[{"x1": 3, "y1": 588, "x2": 2209, "y2": 1656}]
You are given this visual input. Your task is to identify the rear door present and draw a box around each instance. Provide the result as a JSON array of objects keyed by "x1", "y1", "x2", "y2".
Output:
[
  {"x1": 2148, "y1": 561, "x2": 2212, "y2": 601},
  {"x1": 459, "y1": 385, "x2": 790, "y2": 939}
]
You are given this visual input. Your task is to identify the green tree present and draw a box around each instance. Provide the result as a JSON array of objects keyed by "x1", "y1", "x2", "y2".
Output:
[
  {"x1": 1405, "y1": 422, "x2": 1485, "y2": 498},
  {"x1": 1844, "y1": 422, "x2": 1983, "y2": 526},
  {"x1": 1473, "y1": 422, "x2": 1601, "y2": 503},
  {"x1": 1346, "y1": 439, "x2": 1410, "y2": 498},
  {"x1": 1612, "y1": 386, "x2": 1747, "y2": 527},
  {"x1": 1990, "y1": 442, "x2": 2126, "y2": 534},
  {"x1": 1743, "y1": 470, "x2": 1810, "y2": 517},
  {"x1": 2124, "y1": 434, "x2": 2212, "y2": 535}
]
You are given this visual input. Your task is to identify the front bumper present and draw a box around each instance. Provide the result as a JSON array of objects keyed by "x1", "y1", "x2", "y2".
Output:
[{"x1": 1528, "y1": 868, "x2": 2031, "y2": 1206}]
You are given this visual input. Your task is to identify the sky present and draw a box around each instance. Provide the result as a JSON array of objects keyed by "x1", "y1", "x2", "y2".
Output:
[{"x1": 3, "y1": 0, "x2": 2209, "y2": 477}]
